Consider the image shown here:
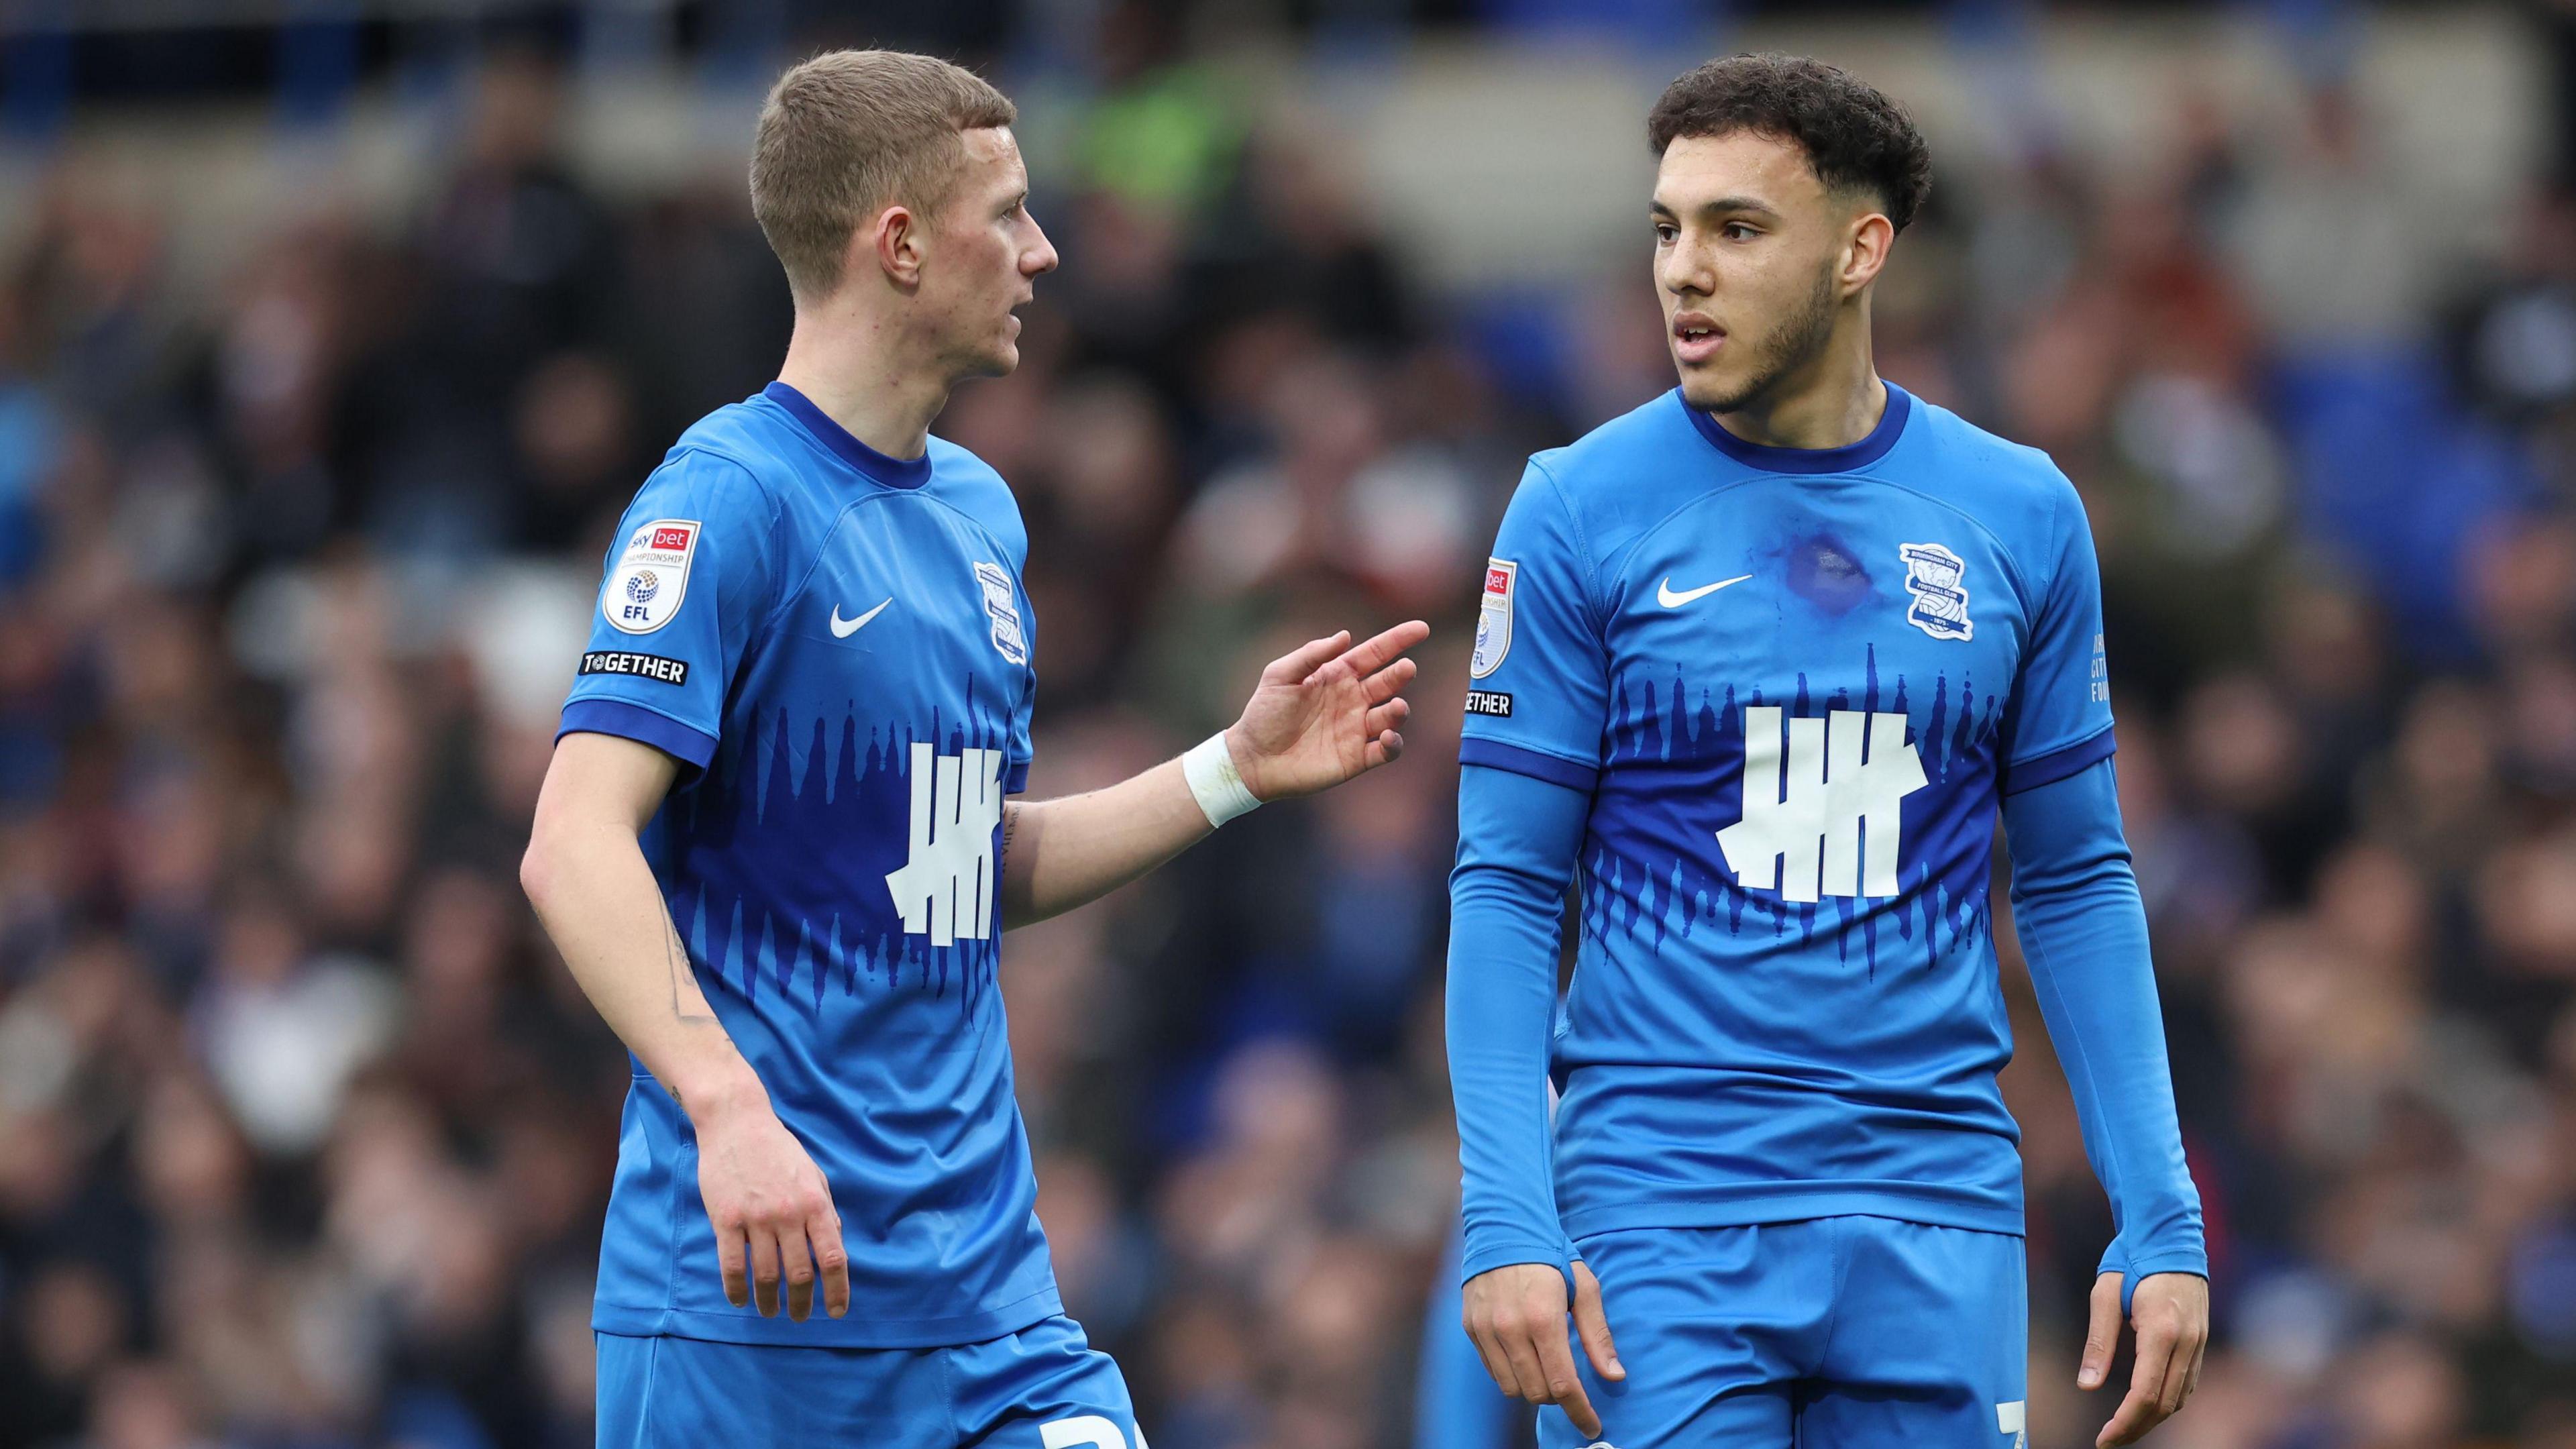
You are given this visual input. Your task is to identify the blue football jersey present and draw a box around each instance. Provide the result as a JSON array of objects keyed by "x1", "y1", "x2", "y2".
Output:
[
  {"x1": 1459, "y1": 382, "x2": 2115, "y2": 1240},
  {"x1": 559, "y1": 382, "x2": 1056, "y2": 1347}
]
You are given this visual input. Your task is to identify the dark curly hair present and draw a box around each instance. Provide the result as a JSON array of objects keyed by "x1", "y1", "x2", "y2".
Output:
[{"x1": 1646, "y1": 54, "x2": 1932, "y2": 232}]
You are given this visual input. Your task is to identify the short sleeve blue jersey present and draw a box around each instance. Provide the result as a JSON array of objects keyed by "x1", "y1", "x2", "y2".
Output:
[
  {"x1": 1460, "y1": 383, "x2": 2115, "y2": 1240},
  {"x1": 559, "y1": 382, "x2": 1054, "y2": 1348}
]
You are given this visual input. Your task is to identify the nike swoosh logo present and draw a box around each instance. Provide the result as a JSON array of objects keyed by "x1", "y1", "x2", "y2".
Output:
[
  {"x1": 829, "y1": 598, "x2": 892, "y2": 638},
  {"x1": 1657, "y1": 574, "x2": 1753, "y2": 608}
]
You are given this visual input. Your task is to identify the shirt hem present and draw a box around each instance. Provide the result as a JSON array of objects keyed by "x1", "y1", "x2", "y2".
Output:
[
  {"x1": 590, "y1": 1284, "x2": 1061, "y2": 1349},
  {"x1": 1560, "y1": 1184, "x2": 2024, "y2": 1241}
]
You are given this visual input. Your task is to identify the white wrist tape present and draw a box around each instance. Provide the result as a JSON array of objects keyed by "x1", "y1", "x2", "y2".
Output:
[{"x1": 1181, "y1": 732, "x2": 1263, "y2": 828}]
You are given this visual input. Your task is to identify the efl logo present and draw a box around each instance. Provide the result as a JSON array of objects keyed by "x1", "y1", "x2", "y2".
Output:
[
  {"x1": 1471, "y1": 557, "x2": 1517, "y2": 679},
  {"x1": 603, "y1": 517, "x2": 701, "y2": 635}
]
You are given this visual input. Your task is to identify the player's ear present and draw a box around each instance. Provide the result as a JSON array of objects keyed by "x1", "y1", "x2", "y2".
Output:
[
  {"x1": 869, "y1": 203, "x2": 924, "y2": 288},
  {"x1": 1841, "y1": 211, "x2": 1895, "y2": 298}
]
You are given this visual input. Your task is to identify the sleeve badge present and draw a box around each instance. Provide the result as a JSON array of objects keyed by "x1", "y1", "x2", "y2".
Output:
[
  {"x1": 603, "y1": 519, "x2": 700, "y2": 635},
  {"x1": 1470, "y1": 558, "x2": 1516, "y2": 679}
]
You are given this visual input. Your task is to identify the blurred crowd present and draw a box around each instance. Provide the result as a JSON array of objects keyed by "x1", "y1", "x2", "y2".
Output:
[{"x1": 3, "y1": 6, "x2": 2575, "y2": 1449}]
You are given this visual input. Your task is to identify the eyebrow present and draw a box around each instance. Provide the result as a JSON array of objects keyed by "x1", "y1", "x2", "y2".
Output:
[{"x1": 1650, "y1": 195, "x2": 1783, "y2": 220}]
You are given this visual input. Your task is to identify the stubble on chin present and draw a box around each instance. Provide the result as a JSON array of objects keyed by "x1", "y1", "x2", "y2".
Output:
[{"x1": 1681, "y1": 261, "x2": 1840, "y2": 417}]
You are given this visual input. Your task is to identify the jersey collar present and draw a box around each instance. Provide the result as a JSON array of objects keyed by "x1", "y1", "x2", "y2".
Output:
[
  {"x1": 763, "y1": 381, "x2": 934, "y2": 490},
  {"x1": 1683, "y1": 380, "x2": 1913, "y2": 475}
]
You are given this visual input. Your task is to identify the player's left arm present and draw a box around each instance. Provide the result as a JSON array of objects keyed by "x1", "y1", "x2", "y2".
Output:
[
  {"x1": 1999, "y1": 476, "x2": 2207, "y2": 1448},
  {"x1": 998, "y1": 621, "x2": 1427, "y2": 928},
  {"x1": 2002, "y1": 763, "x2": 2208, "y2": 1446}
]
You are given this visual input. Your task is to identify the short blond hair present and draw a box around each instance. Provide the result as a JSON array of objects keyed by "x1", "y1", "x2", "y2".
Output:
[{"x1": 749, "y1": 50, "x2": 1018, "y2": 301}]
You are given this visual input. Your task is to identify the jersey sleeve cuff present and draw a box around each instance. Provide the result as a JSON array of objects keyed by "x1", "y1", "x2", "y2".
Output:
[
  {"x1": 559, "y1": 697, "x2": 720, "y2": 773},
  {"x1": 1460, "y1": 1238, "x2": 1578, "y2": 1289},
  {"x1": 2112, "y1": 1251, "x2": 2210, "y2": 1317},
  {"x1": 1005, "y1": 757, "x2": 1030, "y2": 794},
  {"x1": 1460, "y1": 738, "x2": 1599, "y2": 792},
  {"x1": 2000, "y1": 724, "x2": 2116, "y2": 796}
]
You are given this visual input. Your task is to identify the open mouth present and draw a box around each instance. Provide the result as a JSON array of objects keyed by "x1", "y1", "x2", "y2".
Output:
[{"x1": 1672, "y1": 315, "x2": 1724, "y2": 363}]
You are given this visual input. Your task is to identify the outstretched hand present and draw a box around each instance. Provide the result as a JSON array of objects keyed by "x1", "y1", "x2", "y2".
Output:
[{"x1": 1225, "y1": 621, "x2": 1430, "y2": 801}]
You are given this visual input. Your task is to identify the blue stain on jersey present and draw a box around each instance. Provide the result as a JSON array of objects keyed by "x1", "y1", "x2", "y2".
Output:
[
  {"x1": 1454, "y1": 382, "x2": 2135, "y2": 1248},
  {"x1": 559, "y1": 382, "x2": 1059, "y2": 1348}
]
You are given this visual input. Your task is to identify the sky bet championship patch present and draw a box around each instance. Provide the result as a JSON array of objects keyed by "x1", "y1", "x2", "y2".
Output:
[
  {"x1": 578, "y1": 651, "x2": 689, "y2": 686},
  {"x1": 602, "y1": 519, "x2": 699, "y2": 635},
  {"x1": 1470, "y1": 557, "x2": 1515, "y2": 678}
]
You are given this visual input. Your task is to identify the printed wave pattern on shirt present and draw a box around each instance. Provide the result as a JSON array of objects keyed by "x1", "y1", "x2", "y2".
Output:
[
  {"x1": 1580, "y1": 644, "x2": 2003, "y2": 980},
  {"x1": 655, "y1": 684, "x2": 1013, "y2": 1014}
]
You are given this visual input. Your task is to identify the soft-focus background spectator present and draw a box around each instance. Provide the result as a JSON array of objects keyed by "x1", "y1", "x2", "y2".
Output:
[{"x1": 0, "y1": 3, "x2": 2572, "y2": 1448}]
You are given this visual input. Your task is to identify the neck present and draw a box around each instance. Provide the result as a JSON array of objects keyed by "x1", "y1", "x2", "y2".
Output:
[
  {"x1": 1709, "y1": 307, "x2": 1884, "y2": 451},
  {"x1": 774, "y1": 291, "x2": 951, "y2": 461}
]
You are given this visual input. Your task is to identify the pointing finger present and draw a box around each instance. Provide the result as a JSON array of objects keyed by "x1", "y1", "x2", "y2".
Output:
[
  {"x1": 1267, "y1": 631, "x2": 1350, "y2": 686},
  {"x1": 1572, "y1": 1262, "x2": 1625, "y2": 1382},
  {"x1": 2078, "y1": 1273, "x2": 2122, "y2": 1390},
  {"x1": 2100, "y1": 1321, "x2": 2178, "y2": 1446},
  {"x1": 1326, "y1": 621, "x2": 1430, "y2": 680},
  {"x1": 1536, "y1": 1325, "x2": 1602, "y2": 1439}
]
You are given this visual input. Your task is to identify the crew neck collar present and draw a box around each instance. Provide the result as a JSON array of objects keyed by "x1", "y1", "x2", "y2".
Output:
[
  {"x1": 763, "y1": 381, "x2": 934, "y2": 489},
  {"x1": 1683, "y1": 380, "x2": 1913, "y2": 475}
]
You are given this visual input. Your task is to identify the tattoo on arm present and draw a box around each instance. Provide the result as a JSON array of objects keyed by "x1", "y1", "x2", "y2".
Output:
[
  {"x1": 1002, "y1": 802, "x2": 1022, "y2": 863},
  {"x1": 667, "y1": 917, "x2": 714, "y2": 1023}
]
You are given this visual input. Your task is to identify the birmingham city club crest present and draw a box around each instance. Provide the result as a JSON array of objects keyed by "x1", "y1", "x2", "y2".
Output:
[{"x1": 1898, "y1": 541, "x2": 1972, "y2": 641}]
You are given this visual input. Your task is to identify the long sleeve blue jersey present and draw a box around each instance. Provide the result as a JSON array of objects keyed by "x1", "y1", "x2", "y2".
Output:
[{"x1": 1445, "y1": 383, "x2": 2204, "y2": 1294}]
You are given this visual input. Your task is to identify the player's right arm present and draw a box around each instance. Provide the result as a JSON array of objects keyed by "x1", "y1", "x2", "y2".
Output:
[
  {"x1": 523, "y1": 733, "x2": 848, "y2": 1324},
  {"x1": 521, "y1": 449, "x2": 848, "y2": 1324},
  {"x1": 1447, "y1": 462, "x2": 1623, "y2": 1440}
]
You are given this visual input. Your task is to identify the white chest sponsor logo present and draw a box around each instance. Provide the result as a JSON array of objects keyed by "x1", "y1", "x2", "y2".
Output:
[
  {"x1": 1899, "y1": 541, "x2": 1972, "y2": 641},
  {"x1": 1997, "y1": 1400, "x2": 2027, "y2": 1448},
  {"x1": 884, "y1": 745, "x2": 1003, "y2": 946},
  {"x1": 1716, "y1": 706, "x2": 1927, "y2": 902},
  {"x1": 602, "y1": 519, "x2": 699, "y2": 634}
]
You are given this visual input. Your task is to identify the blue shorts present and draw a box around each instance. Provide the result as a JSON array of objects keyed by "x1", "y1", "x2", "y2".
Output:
[
  {"x1": 596, "y1": 1315, "x2": 1142, "y2": 1448},
  {"x1": 1539, "y1": 1217, "x2": 2028, "y2": 1449}
]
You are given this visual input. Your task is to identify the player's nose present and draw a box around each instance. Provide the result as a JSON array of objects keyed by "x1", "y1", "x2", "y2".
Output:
[{"x1": 1024, "y1": 221, "x2": 1059, "y2": 276}]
